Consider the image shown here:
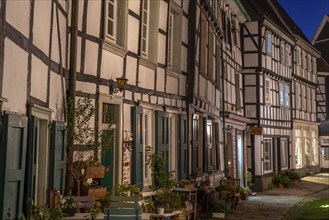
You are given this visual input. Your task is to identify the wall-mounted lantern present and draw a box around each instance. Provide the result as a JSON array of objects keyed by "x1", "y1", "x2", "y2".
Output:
[{"x1": 110, "y1": 77, "x2": 128, "y2": 94}]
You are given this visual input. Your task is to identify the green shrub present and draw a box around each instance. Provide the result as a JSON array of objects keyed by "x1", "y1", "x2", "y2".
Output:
[
  {"x1": 154, "y1": 188, "x2": 183, "y2": 211},
  {"x1": 283, "y1": 170, "x2": 300, "y2": 181},
  {"x1": 268, "y1": 182, "x2": 276, "y2": 190},
  {"x1": 272, "y1": 174, "x2": 293, "y2": 187},
  {"x1": 216, "y1": 184, "x2": 229, "y2": 192}
]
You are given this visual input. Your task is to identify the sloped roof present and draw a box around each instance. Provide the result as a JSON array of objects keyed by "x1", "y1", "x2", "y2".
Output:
[
  {"x1": 313, "y1": 15, "x2": 329, "y2": 63},
  {"x1": 317, "y1": 56, "x2": 329, "y2": 72}
]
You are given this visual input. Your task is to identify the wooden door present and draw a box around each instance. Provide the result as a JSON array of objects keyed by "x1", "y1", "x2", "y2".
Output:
[
  {"x1": 101, "y1": 129, "x2": 114, "y2": 190},
  {"x1": 0, "y1": 113, "x2": 28, "y2": 219}
]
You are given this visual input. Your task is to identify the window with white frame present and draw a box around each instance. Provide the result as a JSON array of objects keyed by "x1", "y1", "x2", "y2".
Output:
[
  {"x1": 311, "y1": 130, "x2": 318, "y2": 165},
  {"x1": 296, "y1": 83, "x2": 301, "y2": 109},
  {"x1": 295, "y1": 129, "x2": 302, "y2": 168},
  {"x1": 301, "y1": 85, "x2": 306, "y2": 110},
  {"x1": 263, "y1": 138, "x2": 273, "y2": 173},
  {"x1": 266, "y1": 31, "x2": 272, "y2": 55},
  {"x1": 279, "y1": 82, "x2": 284, "y2": 106},
  {"x1": 280, "y1": 41, "x2": 285, "y2": 63},
  {"x1": 200, "y1": 14, "x2": 208, "y2": 75},
  {"x1": 143, "y1": 111, "x2": 152, "y2": 185},
  {"x1": 232, "y1": 16, "x2": 238, "y2": 45},
  {"x1": 105, "y1": 0, "x2": 127, "y2": 47},
  {"x1": 284, "y1": 84, "x2": 289, "y2": 106},
  {"x1": 280, "y1": 138, "x2": 289, "y2": 170},
  {"x1": 296, "y1": 48, "x2": 301, "y2": 65},
  {"x1": 306, "y1": 87, "x2": 311, "y2": 111},
  {"x1": 216, "y1": 40, "x2": 222, "y2": 88},
  {"x1": 141, "y1": 0, "x2": 150, "y2": 56},
  {"x1": 265, "y1": 77, "x2": 271, "y2": 104},
  {"x1": 312, "y1": 89, "x2": 316, "y2": 113},
  {"x1": 167, "y1": 3, "x2": 182, "y2": 72},
  {"x1": 208, "y1": 29, "x2": 215, "y2": 81},
  {"x1": 285, "y1": 44, "x2": 289, "y2": 66}
]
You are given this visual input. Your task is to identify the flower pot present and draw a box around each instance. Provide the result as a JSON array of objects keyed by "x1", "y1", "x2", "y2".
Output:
[
  {"x1": 84, "y1": 187, "x2": 106, "y2": 200},
  {"x1": 293, "y1": 179, "x2": 299, "y2": 185},
  {"x1": 277, "y1": 183, "x2": 284, "y2": 189},
  {"x1": 184, "y1": 184, "x2": 194, "y2": 189},
  {"x1": 212, "y1": 212, "x2": 225, "y2": 218},
  {"x1": 64, "y1": 208, "x2": 76, "y2": 217},
  {"x1": 157, "y1": 207, "x2": 164, "y2": 215}
]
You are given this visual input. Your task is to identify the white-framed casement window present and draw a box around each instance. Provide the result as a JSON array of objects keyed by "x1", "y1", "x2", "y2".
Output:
[
  {"x1": 215, "y1": 39, "x2": 222, "y2": 88},
  {"x1": 200, "y1": 13, "x2": 208, "y2": 75},
  {"x1": 311, "y1": 130, "x2": 318, "y2": 165},
  {"x1": 295, "y1": 129, "x2": 302, "y2": 168},
  {"x1": 104, "y1": 0, "x2": 127, "y2": 48},
  {"x1": 280, "y1": 41, "x2": 285, "y2": 63},
  {"x1": 167, "y1": 2, "x2": 182, "y2": 72},
  {"x1": 284, "y1": 84, "x2": 289, "y2": 106},
  {"x1": 301, "y1": 85, "x2": 306, "y2": 110},
  {"x1": 280, "y1": 138, "x2": 289, "y2": 170},
  {"x1": 296, "y1": 83, "x2": 301, "y2": 109},
  {"x1": 208, "y1": 29, "x2": 216, "y2": 81},
  {"x1": 312, "y1": 89, "x2": 316, "y2": 113},
  {"x1": 296, "y1": 48, "x2": 301, "y2": 66},
  {"x1": 263, "y1": 138, "x2": 273, "y2": 173},
  {"x1": 265, "y1": 77, "x2": 271, "y2": 105},
  {"x1": 266, "y1": 31, "x2": 272, "y2": 55},
  {"x1": 284, "y1": 44, "x2": 289, "y2": 66},
  {"x1": 232, "y1": 16, "x2": 238, "y2": 46},
  {"x1": 140, "y1": 0, "x2": 159, "y2": 62},
  {"x1": 279, "y1": 82, "x2": 284, "y2": 106},
  {"x1": 306, "y1": 87, "x2": 311, "y2": 111},
  {"x1": 143, "y1": 109, "x2": 153, "y2": 186},
  {"x1": 279, "y1": 82, "x2": 289, "y2": 107}
]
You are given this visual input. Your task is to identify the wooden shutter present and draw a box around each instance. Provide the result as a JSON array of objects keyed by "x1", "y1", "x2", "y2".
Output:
[
  {"x1": 49, "y1": 121, "x2": 66, "y2": 195},
  {"x1": 155, "y1": 111, "x2": 169, "y2": 166},
  {"x1": 24, "y1": 116, "x2": 38, "y2": 201},
  {"x1": 132, "y1": 106, "x2": 143, "y2": 189},
  {"x1": 0, "y1": 113, "x2": 28, "y2": 219},
  {"x1": 215, "y1": 123, "x2": 220, "y2": 170},
  {"x1": 178, "y1": 115, "x2": 187, "y2": 179},
  {"x1": 192, "y1": 114, "x2": 199, "y2": 174}
]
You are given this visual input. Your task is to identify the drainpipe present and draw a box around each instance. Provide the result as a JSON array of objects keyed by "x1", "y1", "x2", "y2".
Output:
[
  {"x1": 221, "y1": 40, "x2": 228, "y2": 177},
  {"x1": 65, "y1": 0, "x2": 79, "y2": 196}
]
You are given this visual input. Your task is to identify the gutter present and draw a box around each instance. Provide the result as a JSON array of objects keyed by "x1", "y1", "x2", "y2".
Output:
[{"x1": 235, "y1": 0, "x2": 251, "y2": 21}]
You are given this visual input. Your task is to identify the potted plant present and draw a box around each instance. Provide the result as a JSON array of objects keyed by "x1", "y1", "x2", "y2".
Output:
[
  {"x1": 179, "y1": 179, "x2": 194, "y2": 189},
  {"x1": 154, "y1": 188, "x2": 183, "y2": 213},
  {"x1": 211, "y1": 201, "x2": 232, "y2": 219},
  {"x1": 62, "y1": 196, "x2": 78, "y2": 217},
  {"x1": 273, "y1": 174, "x2": 285, "y2": 189},
  {"x1": 283, "y1": 170, "x2": 300, "y2": 185}
]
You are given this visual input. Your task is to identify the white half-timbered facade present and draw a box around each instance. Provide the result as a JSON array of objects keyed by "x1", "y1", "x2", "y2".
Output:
[
  {"x1": 0, "y1": 0, "x2": 68, "y2": 218},
  {"x1": 312, "y1": 14, "x2": 329, "y2": 170}
]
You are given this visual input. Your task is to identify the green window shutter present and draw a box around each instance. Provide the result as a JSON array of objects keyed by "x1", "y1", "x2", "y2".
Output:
[
  {"x1": 0, "y1": 113, "x2": 28, "y2": 219},
  {"x1": 49, "y1": 121, "x2": 66, "y2": 195},
  {"x1": 192, "y1": 114, "x2": 199, "y2": 174},
  {"x1": 178, "y1": 115, "x2": 187, "y2": 179},
  {"x1": 132, "y1": 106, "x2": 143, "y2": 189},
  {"x1": 25, "y1": 116, "x2": 37, "y2": 202},
  {"x1": 155, "y1": 111, "x2": 169, "y2": 168},
  {"x1": 101, "y1": 129, "x2": 114, "y2": 190}
]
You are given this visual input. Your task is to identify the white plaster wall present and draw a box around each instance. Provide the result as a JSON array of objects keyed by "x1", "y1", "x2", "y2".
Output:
[
  {"x1": 128, "y1": 0, "x2": 140, "y2": 15},
  {"x1": 99, "y1": 85, "x2": 109, "y2": 94},
  {"x1": 126, "y1": 56, "x2": 137, "y2": 86},
  {"x1": 76, "y1": 81, "x2": 96, "y2": 94},
  {"x1": 166, "y1": 75, "x2": 179, "y2": 95},
  {"x1": 127, "y1": 16, "x2": 139, "y2": 54},
  {"x1": 101, "y1": 50, "x2": 124, "y2": 79},
  {"x1": 51, "y1": 9, "x2": 68, "y2": 65},
  {"x1": 138, "y1": 66, "x2": 154, "y2": 90},
  {"x1": 181, "y1": 47, "x2": 187, "y2": 73},
  {"x1": 84, "y1": 40, "x2": 98, "y2": 75},
  {"x1": 159, "y1": 0, "x2": 168, "y2": 31},
  {"x1": 244, "y1": 54, "x2": 258, "y2": 67},
  {"x1": 156, "y1": 68, "x2": 165, "y2": 92},
  {"x1": 245, "y1": 21, "x2": 258, "y2": 34},
  {"x1": 179, "y1": 75, "x2": 186, "y2": 96},
  {"x1": 31, "y1": 55, "x2": 48, "y2": 102},
  {"x1": 77, "y1": 0, "x2": 84, "y2": 31},
  {"x1": 49, "y1": 71, "x2": 65, "y2": 121},
  {"x1": 6, "y1": 0, "x2": 30, "y2": 38},
  {"x1": 158, "y1": 34, "x2": 166, "y2": 65},
  {"x1": 86, "y1": 0, "x2": 101, "y2": 37},
  {"x1": 33, "y1": 0, "x2": 51, "y2": 55},
  {"x1": 2, "y1": 39, "x2": 28, "y2": 114}
]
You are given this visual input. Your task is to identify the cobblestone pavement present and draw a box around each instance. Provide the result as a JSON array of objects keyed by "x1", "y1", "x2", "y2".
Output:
[{"x1": 217, "y1": 173, "x2": 329, "y2": 220}]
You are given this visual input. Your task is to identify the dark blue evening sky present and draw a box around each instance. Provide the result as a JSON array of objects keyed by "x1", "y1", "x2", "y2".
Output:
[{"x1": 278, "y1": 0, "x2": 329, "y2": 41}]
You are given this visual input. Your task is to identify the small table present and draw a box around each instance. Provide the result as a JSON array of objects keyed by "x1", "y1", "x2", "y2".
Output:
[{"x1": 149, "y1": 210, "x2": 181, "y2": 220}]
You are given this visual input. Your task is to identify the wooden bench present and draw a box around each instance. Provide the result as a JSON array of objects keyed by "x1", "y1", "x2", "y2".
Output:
[{"x1": 104, "y1": 195, "x2": 141, "y2": 220}]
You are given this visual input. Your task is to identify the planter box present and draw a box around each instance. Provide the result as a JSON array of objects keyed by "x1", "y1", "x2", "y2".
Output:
[
  {"x1": 82, "y1": 187, "x2": 107, "y2": 200},
  {"x1": 86, "y1": 166, "x2": 105, "y2": 179},
  {"x1": 212, "y1": 212, "x2": 225, "y2": 218},
  {"x1": 184, "y1": 184, "x2": 195, "y2": 189}
]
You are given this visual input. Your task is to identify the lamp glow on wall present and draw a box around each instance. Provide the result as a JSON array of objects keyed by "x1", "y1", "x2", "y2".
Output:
[{"x1": 110, "y1": 77, "x2": 128, "y2": 94}]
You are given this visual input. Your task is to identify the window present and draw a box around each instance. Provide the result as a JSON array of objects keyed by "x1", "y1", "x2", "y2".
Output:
[
  {"x1": 167, "y1": 13, "x2": 174, "y2": 68},
  {"x1": 227, "y1": 17, "x2": 232, "y2": 47},
  {"x1": 102, "y1": 103, "x2": 114, "y2": 124},
  {"x1": 296, "y1": 48, "x2": 301, "y2": 65},
  {"x1": 216, "y1": 40, "x2": 222, "y2": 88},
  {"x1": 200, "y1": 14, "x2": 208, "y2": 74},
  {"x1": 323, "y1": 147, "x2": 329, "y2": 161},
  {"x1": 311, "y1": 130, "x2": 318, "y2": 165},
  {"x1": 265, "y1": 77, "x2": 271, "y2": 104},
  {"x1": 285, "y1": 44, "x2": 289, "y2": 66},
  {"x1": 296, "y1": 83, "x2": 301, "y2": 109},
  {"x1": 279, "y1": 82, "x2": 289, "y2": 107},
  {"x1": 280, "y1": 42, "x2": 285, "y2": 63},
  {"x1": 284, "y1": 84, "x2": 289, "y2": 106},
  {"x1": 167, "y1": 4, "x2": 182, "y2": 72},
  {"x1": 312, "y1": 89, "x2": 316, "y2": 113},
  {"x1": 280, "y1": 138, "x2": 289, "y2": 170},
  {"x1": 208, "y1": 30, "x2": 215, "y2": 80},
  {"x1": 232, "y1": 16, "x2": 238, "y2": 45},
  {"x1": 266, "y1": 31, "x2": 272, "y2": 55},
  {"x1": 306, "y1": 87, "x2": 311, "y2": 111},
  {"x1": 143, "y1": 112, "x2": 152, "y2": 184},
  {"x1": 263, "y1": 138, "x2": 273, "y2": 173},
  {"x1": 295, "y1": 129, "x2": 302, "y2": 168},
  {"x1": 301, "y1": 85, "x2": 306, "y2": 110},
  {"x1": 104, "y1": 0, "x2": 127, "y2": 47},
  {"x1": 235, "y1": 72, "x2": 241, "y2": 109},
  {"x1": 141, "y1": 0, "x2": 150, "y2": 56}
]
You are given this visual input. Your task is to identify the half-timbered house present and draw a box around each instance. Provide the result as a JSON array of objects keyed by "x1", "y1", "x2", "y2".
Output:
[
  {"x1": 312, "y1": 14, "x2": 329, "y2": 170},
  {"x1": 187, "y1": 0, "x2": 249, "y2": 186},
  {"x1": 0, "y1": 0, "x2": 68, "y2": 218}
]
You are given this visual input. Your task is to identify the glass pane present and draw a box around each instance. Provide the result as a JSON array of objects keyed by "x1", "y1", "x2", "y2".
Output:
[
  {"x1": 144, "y1": 0, "x2": 148, "y2": 10},
  {"x1": 142, "y1": 39, "x2": 146, "y2": 52},
  {"x1": 143, "y1": 11, "x2": 147, "y2": 24},
  {"x1": 108, "y1": 21, "x2": 113, "y2": 36},
  {"x1": 143, "y1": 25, "x2": 147, "y2": 37},
  {"x1": 108, "y1": 3, "x2": 114, "y2": 18}
]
